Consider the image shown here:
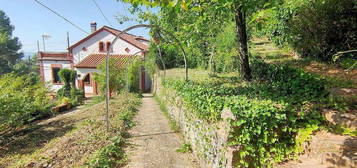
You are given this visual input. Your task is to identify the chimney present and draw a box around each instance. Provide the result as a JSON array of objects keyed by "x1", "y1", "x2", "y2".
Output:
[{"x1": 90, "y1": 22, "x2": 97, "y2": 33}]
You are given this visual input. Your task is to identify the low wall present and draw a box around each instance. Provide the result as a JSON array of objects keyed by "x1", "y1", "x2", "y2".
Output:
[{"x1": 156, "y1": 77, "x2": 238, "y2": 168}]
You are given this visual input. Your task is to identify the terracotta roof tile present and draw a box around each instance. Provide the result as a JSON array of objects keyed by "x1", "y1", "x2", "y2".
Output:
[
  {"x1": 104, "y1": 26, "x2": 149, "y2": 51},
  {"x1": 68, "y1": 26, "x2": 149, "y2": 51},
  {"x1": 75, "y1": 54, "x2": 139, "y2": 69}
]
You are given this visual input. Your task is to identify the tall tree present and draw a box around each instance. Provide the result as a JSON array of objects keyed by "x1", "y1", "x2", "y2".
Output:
[
  {"x1": 0, "y1": 10, "x2": 23, "y2": 74},
  {"x1": 121, "y1": 0, "x2": 274, "y2": 81}
]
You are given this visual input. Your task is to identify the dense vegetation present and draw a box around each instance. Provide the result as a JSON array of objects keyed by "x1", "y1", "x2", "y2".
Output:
[
  {"x1": 163, "y1": 61, "x2": 328, "y2": 166},
  {"x1": 0, "y1": 74, "x2": 53, "y2": 131},
  {"x1": 259, "y1": 0, "x2": 357, "y2": 61},
  {"x1": 124, "y1": 0, "x2": 356, "y2": 74}
]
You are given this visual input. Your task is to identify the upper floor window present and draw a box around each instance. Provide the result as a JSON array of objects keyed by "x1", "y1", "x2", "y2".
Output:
[
  {"x1": 99, "y1": 42, "x2": 104, "y2": 52},
  {"x1": 106, "y1": 42, "x2": 112, "y2": 52},
  {"x1": 125, "y1": 47, "x2": 130, "y2": 53}
]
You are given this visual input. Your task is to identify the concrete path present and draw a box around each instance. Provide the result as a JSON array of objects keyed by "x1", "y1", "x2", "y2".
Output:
[{"x1": 124, "y1": 94, "x2": 199, "y2": 168}]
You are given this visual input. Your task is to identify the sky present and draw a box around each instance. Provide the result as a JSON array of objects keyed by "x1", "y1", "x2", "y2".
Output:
[{"x1": 0, "y1": 0, "x2": 152, "y2": 55}]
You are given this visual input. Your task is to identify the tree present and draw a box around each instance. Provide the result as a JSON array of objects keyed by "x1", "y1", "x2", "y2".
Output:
[
  {"x1": 121, "y1": 0, "x2": 275, "y2": 81},
  {"x1": 0, "y1": 10, "x2": 23, "y2": 74}
]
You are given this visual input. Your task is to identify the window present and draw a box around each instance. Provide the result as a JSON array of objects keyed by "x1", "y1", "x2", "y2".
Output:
[
  {"x1": 84, "y1": 74, "x2": 91, "y2": 85},
  {"x1": 52, "y1": 67, "x2": 61, "y2": 84},
  {"x1": 125, "y1": 47, "x2": 130, "y2": 53},
  {"x1": 99, "y1": 42, "x2": 104, "y2": 52},
  {"x1": 106, "y1": 42, "x2": 112, "y2": 52}
]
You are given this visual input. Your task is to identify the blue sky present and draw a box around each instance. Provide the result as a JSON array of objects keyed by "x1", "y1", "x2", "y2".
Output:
[{"x1": 0, "y1": 0, "x2": 151, "y2": 54}]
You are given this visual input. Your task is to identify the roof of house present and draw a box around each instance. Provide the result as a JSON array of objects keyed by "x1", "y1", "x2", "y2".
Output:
[
  {"x1": 37, "y1": 52, "x2": 71, "y2": 61},
  {"x1": 75, "y1": 54, "x2": 140, "y2": 69},
  {"x1": 68, "y1": 26, "x2": 149, "y2": 51}
]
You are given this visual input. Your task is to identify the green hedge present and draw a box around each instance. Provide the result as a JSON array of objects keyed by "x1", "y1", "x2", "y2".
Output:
[{"x1": 162, "y1": 63, "x2": 327, "y2": 167}]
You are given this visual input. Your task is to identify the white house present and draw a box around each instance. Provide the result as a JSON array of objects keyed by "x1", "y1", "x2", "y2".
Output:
[{"x1": 38, "y1": 23, "x2": 151, "y2": 95}]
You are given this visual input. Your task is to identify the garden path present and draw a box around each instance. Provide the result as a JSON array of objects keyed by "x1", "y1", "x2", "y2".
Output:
[{"x1": 124, "y1": 94, "x2": 199, "y2": 168}]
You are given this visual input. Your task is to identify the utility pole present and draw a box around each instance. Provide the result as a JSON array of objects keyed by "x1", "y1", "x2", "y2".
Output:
[
  {"x1": 42, "y1": 34, "x2": 51, "y2": 52},
  {"x1": 37, "y1": 40, "x2": 40, "y2": 52},
  {"x1": 42, "y1": 36, "x2": 45, "y2": 51},
  {"x1": 67, "y1": 31, "x2": 70, "y2": 48}
]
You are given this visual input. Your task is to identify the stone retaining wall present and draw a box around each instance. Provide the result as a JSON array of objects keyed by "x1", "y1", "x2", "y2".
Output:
[{"x1": 156, "y1": 77, "x2": 238, "y2": 168}]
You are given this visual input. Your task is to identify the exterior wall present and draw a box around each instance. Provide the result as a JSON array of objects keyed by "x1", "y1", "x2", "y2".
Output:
[
  {"x1": 41, "y1": 29, "x2": 149, "y2": 94},
  {"x1": 42, "y1": 60, "x2": 71, "y2": 92},
  {"x1": 71, "y1": 30, "x2": 143, "y2": 65},
  {"x1": 75, "y1": 68, "x2": 100, "y2": 94}
]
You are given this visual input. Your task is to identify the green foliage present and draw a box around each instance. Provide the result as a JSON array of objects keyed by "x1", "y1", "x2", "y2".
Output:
[
  {"x1": 0, "y1": 74, "x2": 53, "y2": 131},
  {"x1": 212, "y1": 22, "x2": 239, "y2": 72},
  {"x1": 328, "y1": 125, "x2": 357, "y2": 137},
  {"x1": 0, "y1": 10, "x2": 23, "y2": 74},
  {"x1": 163, "y1": 62, "x2": 328, "y2": 167},
  {"x1": 86, "y1": 136, "x2": 126, "y2": 168},
  {"x1": 127, "y1": 59, "x2": 143, "y2": 93},
  {"x1": 339, "y1": 58, "x2": 357, "y2": 70},
  {"x1": 147, "y1": 43, "x2": 184, "y2": 70},
  {"x1": 12, "y1": 54, "x2": 40, "y2": 84},
  {"x1": 250, "y1": 59, "x2": 328, "y2": 103},
  {"x1": 57, "y1": 69, "x2": 77, "y2": 98},
  {"x1": 84, "y1": 95, "x2": 105, "y2": 108},
  {"x1": 55, "y1": 69, "x2": 83, "y2": 106},
  {"x1": 261, "y1": 0, "x2": 357, "y2": 61},
  {"x1": 176, "y1": 143, "x2": 192, "y2": 153},
  {"x1": 93, "y1": 58, "x2": 125, "y2": 96}
]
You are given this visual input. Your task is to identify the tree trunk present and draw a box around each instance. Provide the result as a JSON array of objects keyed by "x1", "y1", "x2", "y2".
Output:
[{"x1": 234, "y1": 5, "x2": 252, "y2": 81}]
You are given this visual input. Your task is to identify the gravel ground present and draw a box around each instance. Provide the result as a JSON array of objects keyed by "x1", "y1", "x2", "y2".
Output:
[{"x1": 124, "y1": 94, "x2": 199, "y2": 168}]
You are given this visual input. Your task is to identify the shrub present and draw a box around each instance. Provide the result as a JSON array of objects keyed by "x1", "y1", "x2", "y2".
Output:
[
  {"x1": 57, "y1": 69, "x2": 77, "y2": 98},
  {"x1": 86, "y1": 136, "x2": 126, "y2": 168},
  {"x1": 0, "y1": 74, "x2": 53, "y2": 130},
  {"x1": 250, "y1": 59, "x2": 328, "y2": 103},
  {"x1": 127, "y1": 59, "x2": 143, "y2": 93},
  {"x1": 264, "y1": 0, "x2": 357, "y2": 61},
  {"x1": 56, "y1": 69, "x2": 83, "y2": 106}
]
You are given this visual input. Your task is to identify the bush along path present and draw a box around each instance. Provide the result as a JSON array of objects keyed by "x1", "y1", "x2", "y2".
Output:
[
  {"x1": 0, "y1": 93, "x2": 141, "y2": 168},
  {"x1": 124, "y1": 94, "x2": 199, "y2": 168}
]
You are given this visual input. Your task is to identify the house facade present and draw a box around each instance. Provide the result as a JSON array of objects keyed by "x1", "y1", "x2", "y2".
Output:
[{"x1": 38, "y1": 23, "x2": 151, "y2": 95}]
